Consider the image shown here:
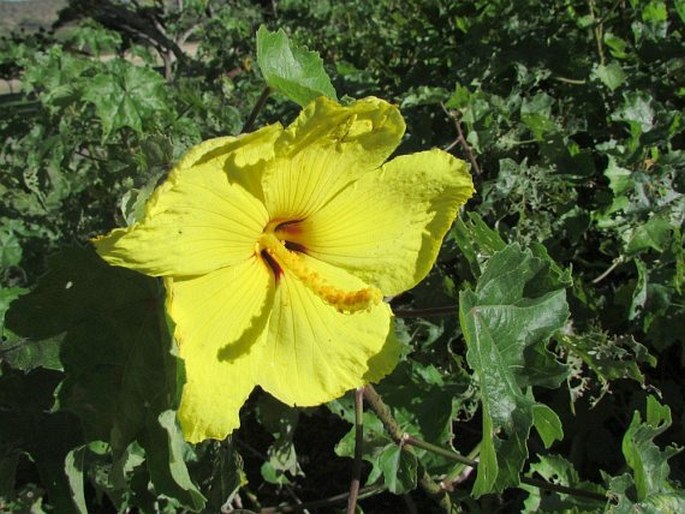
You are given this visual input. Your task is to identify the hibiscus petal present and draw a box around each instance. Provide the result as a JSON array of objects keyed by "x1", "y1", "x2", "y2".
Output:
[
  {"x1": 261, "y1": 96, "x2": 405, "y2": 220},
  {"x1": 291, "y1": 149, "x2": 475, "y2": 296},
  {"x1": 257, "y1": 255, "x2": 400, "y2": 406},
  {"x1": 94, "y1": 128, "x2": 281, "y2": 277},
  {"x1": 168, "y1": 256, "x2": 274, "y2": 442}
]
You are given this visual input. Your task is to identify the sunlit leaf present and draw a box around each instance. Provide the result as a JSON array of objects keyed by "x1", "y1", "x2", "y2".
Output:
[
  {"x1": 256, "y1": 26, "x2": 337, "y2": 106},
  {"x1": 459, "y1": 244, "x2": 569, "y2": 495},
  {"x1": 82, "y1": 59, "x2": 168, "y2": 138},
  {"x1": 622, "y1": 396, "x2": 681, "y2": 501}
]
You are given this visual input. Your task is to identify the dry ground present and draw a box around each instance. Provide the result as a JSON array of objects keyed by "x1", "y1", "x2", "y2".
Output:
[{"x1": 0, "y1": 0, "x2": 66, "y2": 33}]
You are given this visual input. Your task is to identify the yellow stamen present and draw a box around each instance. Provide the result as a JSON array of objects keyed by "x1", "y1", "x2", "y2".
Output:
[{"x1": 259, "y1": 232, "x2": 382, "y2": 313}]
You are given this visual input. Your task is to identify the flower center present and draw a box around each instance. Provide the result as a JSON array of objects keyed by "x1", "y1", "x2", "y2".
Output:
[{"x1": 258, "y1": 224, "x2": 382, "y2": 314}]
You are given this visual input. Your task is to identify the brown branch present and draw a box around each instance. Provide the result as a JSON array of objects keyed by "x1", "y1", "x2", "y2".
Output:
[
  {"x1": 346, "y1": 387, "x2": 365, "y2": 514},
  {"x1": 441, "y1": 103, "x2": 482, "y2": 176},
  {"x1": 365, "y1": 386, "x2": 608, "y2": 505},
  {"x1": 243, "y1": 87, "x2": 272, "y2": 133},
  {"x1": 363, "y1": 385, "x2": 452, "y2": 511}
]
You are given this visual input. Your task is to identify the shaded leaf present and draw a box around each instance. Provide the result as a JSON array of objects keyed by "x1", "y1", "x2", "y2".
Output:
[
  {"x1": 64, "y1": 446, "x2": 87, "y2": 514},
  {"x1": 5, "y1": 245, "x2": 204, "y2": 510},
  {"x1": 593, "y1": 62, "x2": 626, "y2": 91},
  {"x1": 522, "y1": 454, "x2": 606, "y2": 513},
  {"x1": 377, "y1": 444, "x2": 417, "y2": 494}
]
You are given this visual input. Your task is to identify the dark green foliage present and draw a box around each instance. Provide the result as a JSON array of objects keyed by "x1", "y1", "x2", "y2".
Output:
[{"x1": 1, "y1": 0, "x2": 683, "y2": 512}]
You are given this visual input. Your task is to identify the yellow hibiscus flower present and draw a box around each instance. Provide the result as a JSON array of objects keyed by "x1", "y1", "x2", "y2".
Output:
[{"x1": 94, "y1": 96, "x2": 474, "y2": 443}]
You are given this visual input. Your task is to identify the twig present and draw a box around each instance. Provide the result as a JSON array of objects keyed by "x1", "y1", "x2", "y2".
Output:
[
  {"x1": 403, "y1": 436, "x2": 607, "y2": 502},
  {"x1": 588, "y1": 0, "x2": 606, "y2": 66},
  {"x1": 346, "y1": 387, "x2": 365, "y2": 514},
  {"x1": 441, "y1": 102, "x2": 482, "y2": 176},
  {"x1": 243, "y1": 87, "x2": 272, "y2": 133},
  {"x1": 392, "y1": 306, "x2": 457, "y2": 318},
  {"x1": 260, "y1": 485, "x2": 385, "y2": 514},
  {"x1": 553, "y1": 76, "x2": 587, "y2": 85},
  {"x1": 363, "y1": 386, "x2": 451, "y2": 511},
  {"x1": 440, "y1": 442, "x2": 481, "y2": 491},
  {"x1": 365, "y1": 386, "x2": 608, "y2": 504},
  {"x1": 592, "y1": 255, "x2": 625, "y2": 284}
]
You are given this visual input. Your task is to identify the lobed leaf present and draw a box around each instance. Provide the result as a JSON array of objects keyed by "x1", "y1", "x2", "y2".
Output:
[{"x1": 459, "y1": 244, "x2": 569, "y2": 495}]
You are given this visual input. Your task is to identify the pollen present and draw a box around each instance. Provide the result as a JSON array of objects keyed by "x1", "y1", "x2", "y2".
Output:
[{"x1": 259, "y1": 232, "x2": 382, "y2": 313}]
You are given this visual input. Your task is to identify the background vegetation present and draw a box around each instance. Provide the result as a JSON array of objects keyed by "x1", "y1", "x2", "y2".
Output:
[{"x1": 1, "y1": 0, "x2": 683, "y2": 512}]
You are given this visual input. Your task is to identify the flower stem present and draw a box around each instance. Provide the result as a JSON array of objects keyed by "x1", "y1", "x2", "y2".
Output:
[
  {"x1": 346, "y1": 387, "x2": 365, "y2": 514},
  {"x1": 243, "y1": 86, "x2": 271, "y2": 133}
]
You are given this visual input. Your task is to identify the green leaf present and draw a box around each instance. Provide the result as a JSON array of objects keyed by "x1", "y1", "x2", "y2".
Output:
[
  {"x1": 256, "y1": 395, "x2": 303, "y2": 485},
  {"x1": 332, "y1": 397, "x2": 418, "y2": 492},
  {"x1": 5, "y1": 245, "x2": 204, "y2": 511},
  {"x1": 376, "y1": 361, "x2": 467, "y2": 446},
  {"x1": 1, "y1": 333, "x2": 63, "y2": 372},
  {"x1": 604, "y1": 157, "x2": 633, "y2": 196},
  {"x1": 611, "y1": 92, "x2": 655, "y2": 134},
  {"x1": 0, "y1": 226, "x2": 22, "y2": 269},
  {"x1": 561, "y1": 329, "x2": 656, "y2": 404},
  {"x1": 0, "y1": 287, "x2": 27, "y2": 333},
  {"x1": 531, "y1": 404, "x2": 563, "y2": 448},
  {"x1": 622, "y1": 396, "x2": 681, "y2": 501},
  {"x1": 64, "y1": 447, "x2": 87, "y2": 514},
  {"x1": 520, "y1": 93, "x2": 557, "y2": 140},
  {"x1": 256, "y1": 26, "x2": 337, "y2": 106},
  {"x1": 377, "y1": 444, "x2": 418, "y2": 494},
  {"x1": 139, "y1": 410, "x2": 206, "y2": 510},
  {"x1": 451, "y1": 212, "x2": 507, "y2": 278},
  {"x1": 459, "y1": 244, "x2": 569, "y2": 495},
  {"x1": 593, "y1": 62, "x2": 626, "y2": 91},
  {"x1": 624, "y1": 214, "x2": 673, "y2": 255},
  {"x1": 629, "y1": 258, "x2": 648, "y2": 320},
  {"x1": 676, "y1": 0, "x2": 685, "y2": 24},
  {"x1": 82, "y1": 59, "x2": 168, "y2": 138},
  {"x1": 522, "y1": 454, "x2": 606, "y2": 512}
]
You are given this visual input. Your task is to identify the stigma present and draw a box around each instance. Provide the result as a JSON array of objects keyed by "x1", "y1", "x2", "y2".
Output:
[{"x1": 258, "y1": 231, "x2": 382, "y2": 313}]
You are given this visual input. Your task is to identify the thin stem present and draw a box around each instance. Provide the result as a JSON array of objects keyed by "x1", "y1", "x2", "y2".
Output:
[
  {"x1": 403, "y1": 437, "x2": 607, "y2": 503},
  {"x1": 404, "y1": 436, "x2": 476, "y2": 467},
  {"x1": 441, "y1": 103, "x2": 482, "y2": 176},
  {"x1": 553, "y1": 76, "x2": 587, "y2": 85},
  {"x1": 441, "y1": 442, "x2": 481, "y2": 491},
  {"x1": 346, "y1": 387, "x2": 365, "y2": 514},
  {"x1": 260, "y1": 485, "x2": 385, "y2": 513},
  {"x1": 592, "y1": 255, "x2": 625, "y2": 284},
  {"x1": 520, "y1": 476, "x2": 607, "y2": 503},
  {"x1": 366, "y1": 386, "x2": 607, "y2": 505},
  {"x1": 588, "y1": 0, "x2": 606, "y2": 65},
  {"x1": 392, "y1": 306, "x2": 457, "y2": 318},
  {"x1": 243, "y1": 86, "x2": 272, "y2": 133}
]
